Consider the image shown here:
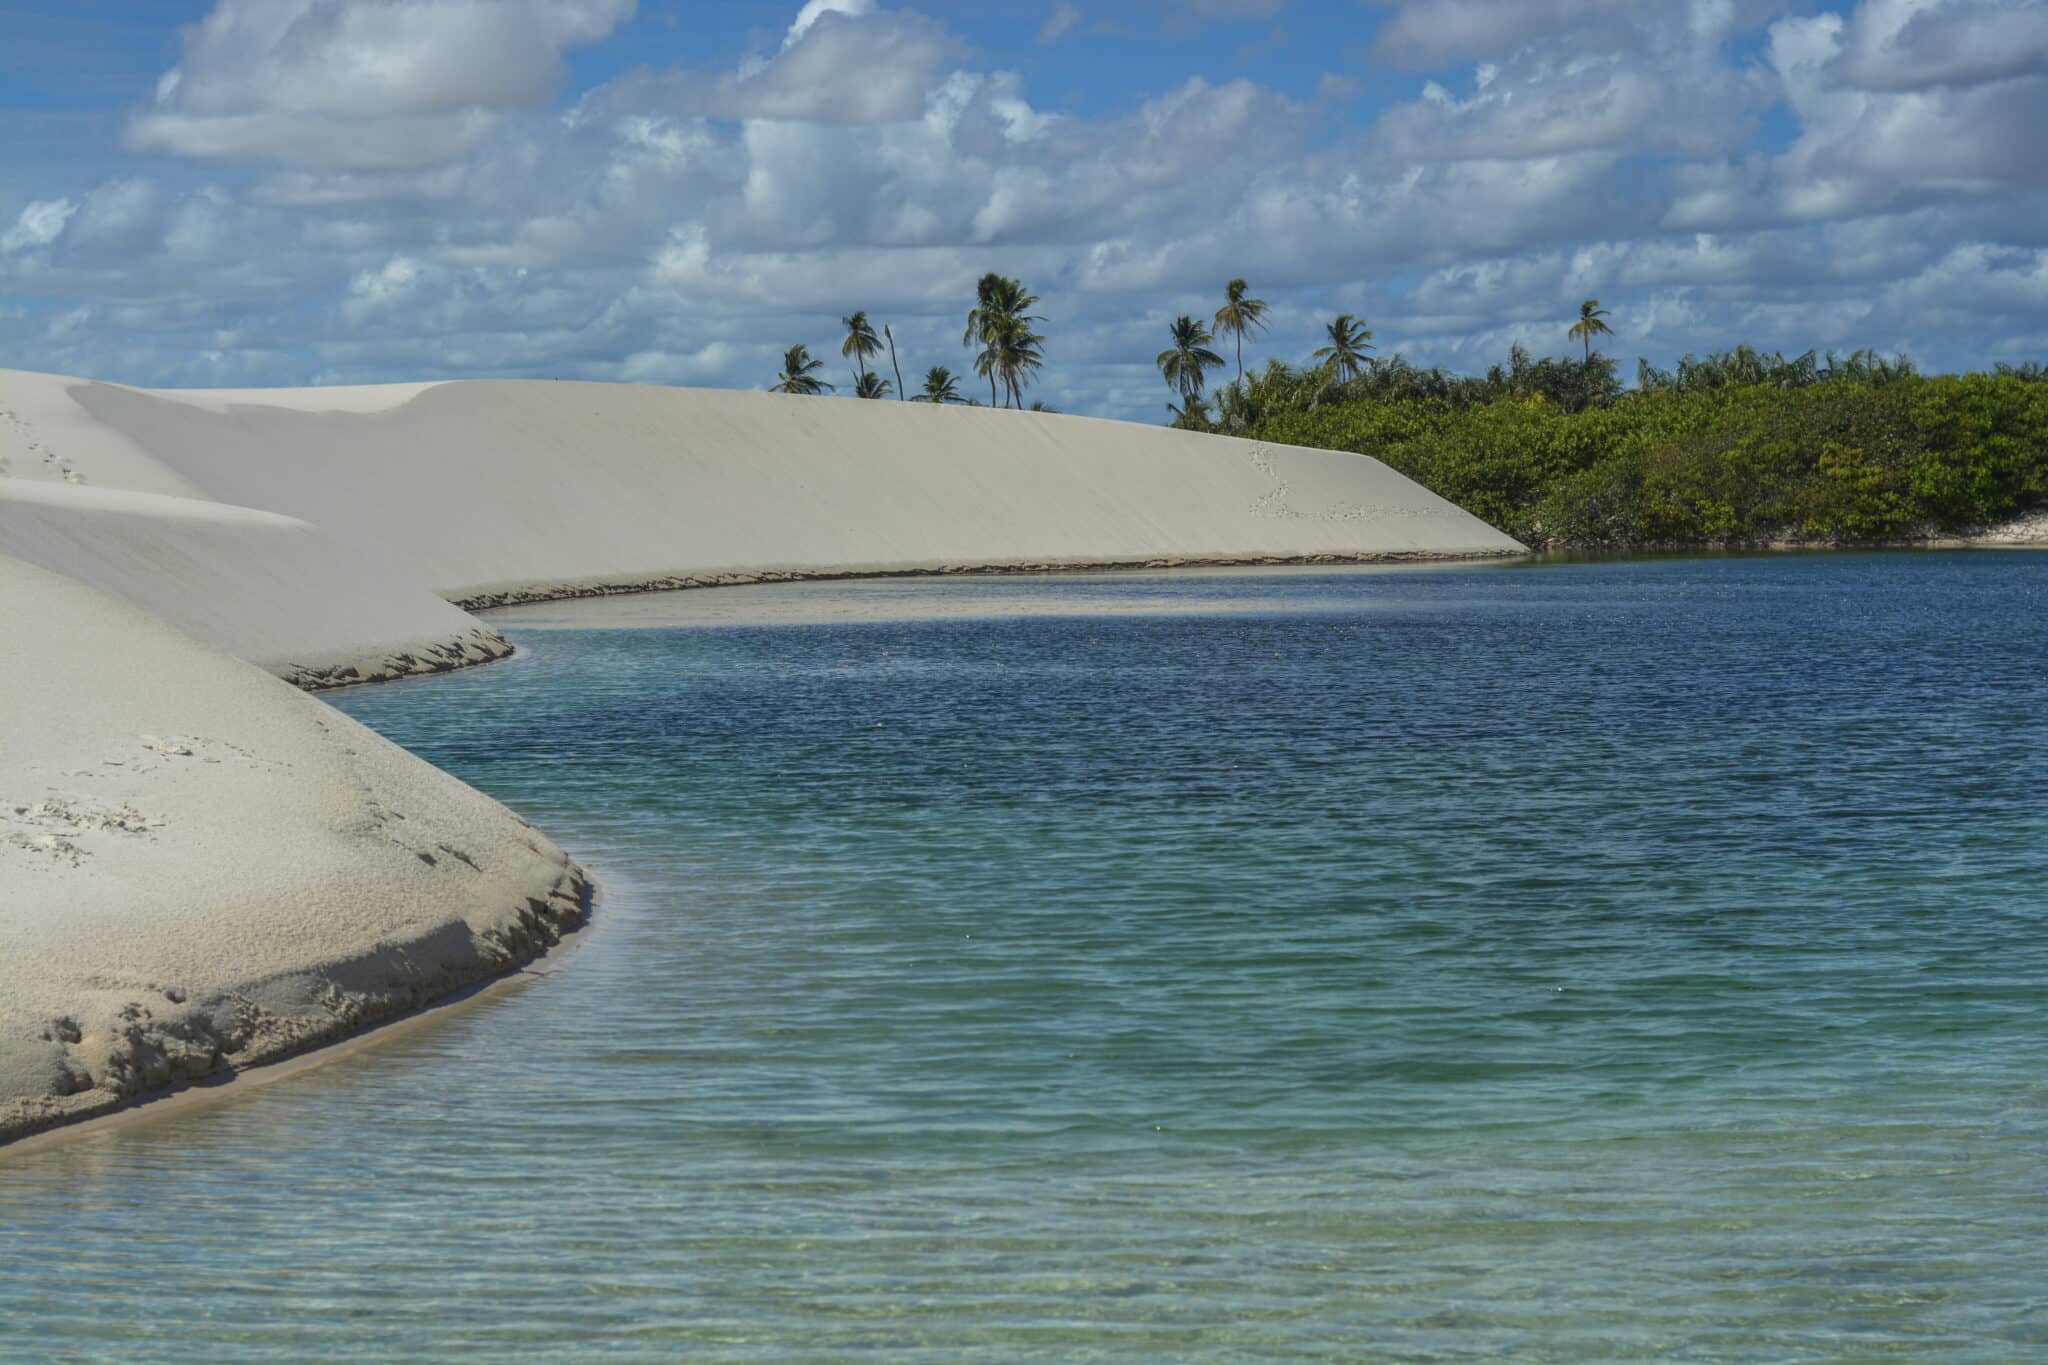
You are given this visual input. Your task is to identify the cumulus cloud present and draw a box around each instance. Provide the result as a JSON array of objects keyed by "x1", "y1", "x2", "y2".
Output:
[
  {"x1": 785, "y1": 0, "x2": 872, "y2": 44},
  {"x1": 1365, "y1": 1, "x2": 1775, "y2": 165},
  {"x1": 1369, "y1": 0, "x2": 1783, "y2": 66},
  {"x1": 1661, "y1": 3, "x2": 2048, "y2": 234},
  {"x1": 722, "y1": 8, "x2": 965, "y2": 123},
  {"x1": 1784, "y1": 3, "x2": 2048, "y2": 190},
  {"x1": 3, "y1": 0, "x2": 2047, "y2": 414},
  {"x1": 1376, "y1": 59, "x2": 1673, "y2": 161},
  {"x1": 127, "y1": 0, "x2": 635, "y2": 167},
  {"x1": 1836, "y1": 0, "x2": 2048, "y2": 90},
  {"x1": 1, "y1": 199, "x2": 77, "y2": 252}
]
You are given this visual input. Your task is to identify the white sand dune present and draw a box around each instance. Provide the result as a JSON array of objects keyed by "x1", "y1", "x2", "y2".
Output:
[
  {"x1": 39, "y1": 373, "x2": 1526, "y2": 605},
  {"x1": 0, "y1": 367, "x2": 1525, "y2": 1144},
  {"x1": 0, "y1": 556, "x2": 587, "y2": 1144},
  {"x1": 0, "y1": 480, "x2": 508, "y2": 688}
]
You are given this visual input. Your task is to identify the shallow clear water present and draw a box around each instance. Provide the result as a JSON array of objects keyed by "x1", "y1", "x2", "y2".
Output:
[{"x1": 5, "y1": 553, "x2": 2048, "y2": 1361}]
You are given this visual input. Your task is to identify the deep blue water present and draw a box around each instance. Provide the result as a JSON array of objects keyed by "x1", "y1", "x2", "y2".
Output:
[{"x1": 4, "y1": 553, "x2": 2047, "y2": 1361}]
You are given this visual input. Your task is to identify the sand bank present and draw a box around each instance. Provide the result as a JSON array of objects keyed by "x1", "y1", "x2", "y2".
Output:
[
  {"x1": 0, "y1": 480, "x2": 509, "y2": 688},
  {"x1": 0, "y1": 556, "x2": 587, "y2": 1144},
  {"x1": 0, "y1": 367, "x2": 1524, "y2": 1144},
  {"x1": 1950, "y1": 507, "x2": 2048, "y2": 546}
]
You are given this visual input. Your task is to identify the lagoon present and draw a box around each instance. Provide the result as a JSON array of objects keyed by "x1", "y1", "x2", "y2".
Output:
[{"x1": 4, "y1": 554, "x2": 2045, "y2": 1360}]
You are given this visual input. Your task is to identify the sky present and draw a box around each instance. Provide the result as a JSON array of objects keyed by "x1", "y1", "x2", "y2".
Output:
[{"x1": 1, "y1": 0, "x2": 2044, "y2": 421}]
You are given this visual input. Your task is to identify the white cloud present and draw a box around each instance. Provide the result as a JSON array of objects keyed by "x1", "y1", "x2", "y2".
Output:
[
  {"x1": 1659, "y1": 3, "x2": 2048, "y2": 234},
  {"x1": 786, "y1": 0, "x2": 872, "y2": 45},
  {"x1": 67, "y1": 180, "x2": 163, "y2": 249},
  {"x1": 1837, "y1": 0, "x2": 2048, "y2": 91},
  {"x1": 4, "y1": 0, "x2": 2047, "y2": 416},
  {"x1": 127, "y1": 0, "x2": 635, "y2": 167},
  {"x1": 340, "y1": 255, "x2": 428, "y2": 325},
  {"x1": 1366, "y1": 0, "x2": 1778, "y2": 165},
  {"x1": 725, "y1": 8, "x2": 963, "y2": 123},
  {"x1": 1376, "y1": 58, "x2": 1673, "y2": 161},
  {"x1": 1, "y1": 198, "x2": 77, "y2": 252},
  {"x1": 1369, "y1": 0, "x2": 1778, "y2": 66},
  {"x1": 1039, "y1": 3, "x2": 1082, "y2": 45}
]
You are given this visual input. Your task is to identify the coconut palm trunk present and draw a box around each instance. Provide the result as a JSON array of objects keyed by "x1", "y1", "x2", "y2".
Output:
[{"x1": 885, "y1": 325, "x2": 906, "y2": 401}]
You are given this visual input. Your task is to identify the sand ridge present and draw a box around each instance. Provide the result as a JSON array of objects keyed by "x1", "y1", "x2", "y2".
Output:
[
  {"x1": 44, "y1": 372, "x2": 1528, "y2": 603},
  {"x1": 0, "y1": 479, "x2": 511, "y2": 688}
]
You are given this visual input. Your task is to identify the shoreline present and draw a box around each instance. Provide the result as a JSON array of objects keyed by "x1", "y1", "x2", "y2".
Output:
[
  {"x1": 0, "y1": 875, "x2": 598, "y2": 1159},
  {"x1": 444, "y1": 547, "x2": 1526, "y2": 611},
  {"x1": 0, "y1": 554, "x2": 598, "y2": 1152},
  {"x1": 0, "y1": 870, "x2": 596, "y2": 1156},
  {"x1": 1517, "y1": 509, "x2": 2048, "y2": 557},
  {"x1": 1524, "y1": 537, "x2": 2048, "y2": 562}
]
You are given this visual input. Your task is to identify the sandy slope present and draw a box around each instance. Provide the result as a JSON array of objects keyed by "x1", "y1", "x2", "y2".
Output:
[
  {"x1": 0, "y1": 556, "x2": 588, "y2": 1144},
  {"x1": 0, "y1": 481, "x2": 509, "y2": 687},
  {"x1": 1956, "y1": 507, "x2": 2048, "y2": 546},
  {"x1": 25, "y1": 373, "x2": 1526, "y2": 603}
]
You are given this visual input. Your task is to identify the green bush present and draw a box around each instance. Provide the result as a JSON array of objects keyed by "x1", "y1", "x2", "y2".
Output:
[{"x1": 1241, "y1": 373, "x2": 2048, "y2": 549}]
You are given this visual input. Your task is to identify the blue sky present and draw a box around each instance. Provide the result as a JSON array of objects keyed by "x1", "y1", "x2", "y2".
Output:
[{"x1": 2, "y1": 0, "x2": 2044, "y2": 419}]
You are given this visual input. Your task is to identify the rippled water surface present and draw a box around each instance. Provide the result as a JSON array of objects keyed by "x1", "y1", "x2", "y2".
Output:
[{"x1": 6, "y1": 553, "x2": 2048, "y2": 1361}]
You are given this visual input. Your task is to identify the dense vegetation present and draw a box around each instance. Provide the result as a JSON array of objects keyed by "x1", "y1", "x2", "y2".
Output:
[{"x1": 1180, "y1": 340, "x2": 2048, "y2": 549}]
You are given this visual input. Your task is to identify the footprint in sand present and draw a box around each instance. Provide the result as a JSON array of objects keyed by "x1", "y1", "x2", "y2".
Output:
[{"x1": 1, "y1": 795, "x2": 165, "y2": 865}]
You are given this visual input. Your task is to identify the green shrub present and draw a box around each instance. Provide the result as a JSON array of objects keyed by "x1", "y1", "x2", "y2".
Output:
[{"x1": 1241, "y1": 372, "x2": 2048, "y2": 548}]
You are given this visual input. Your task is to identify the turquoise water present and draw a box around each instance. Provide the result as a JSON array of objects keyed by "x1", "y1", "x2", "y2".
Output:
[{"x1": 5, "y1": 553, "x2": 2048, "y2": 1361}]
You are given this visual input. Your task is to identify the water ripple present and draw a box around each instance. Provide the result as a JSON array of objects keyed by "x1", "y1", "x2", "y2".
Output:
[{"x1": 4, "y1": 553, "x2": 2046, "y2": 1361}]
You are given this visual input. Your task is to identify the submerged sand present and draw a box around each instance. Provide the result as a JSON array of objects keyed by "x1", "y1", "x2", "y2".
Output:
[{"x1": 0, "y1": 368, "x2": 1525, "y2": 1144}]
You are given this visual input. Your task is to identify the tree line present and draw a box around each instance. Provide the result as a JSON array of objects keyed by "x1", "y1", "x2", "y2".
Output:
[
  {"x1": 759, "y1": 270, "x2": 2045, "y2": 548},
  {"x1": 1214, "y1": 342, "x2": 2048, "y2": 549},
  {"x1": 1144, "y1": 279, "x2": 2046, "y2": 547},
  {"x1": 1157, "y1": 286, "x2": 1634, "y2": 426},
  {"x1": 770, "y1": 272, "x2": 1050, "y2": 409}
]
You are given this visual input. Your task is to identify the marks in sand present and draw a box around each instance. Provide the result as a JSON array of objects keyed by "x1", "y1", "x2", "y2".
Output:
[
  {"x1": 0, "y1": 398, "x2": 85, "y2": 485},
  {"x1": 3, "y1": 734, "x2": 272, "y2": 868},
  {"x1": 1246, "y1": 444, "x2": 1436, "y2": 525},
  {"x1": 2, "y1": 796, "x2": 162, "y2": 866}
]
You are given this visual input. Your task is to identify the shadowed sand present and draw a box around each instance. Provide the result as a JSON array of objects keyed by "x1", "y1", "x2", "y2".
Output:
[{"x1": 0, "y1": 369, "x2": 1526, "y2": 1145}]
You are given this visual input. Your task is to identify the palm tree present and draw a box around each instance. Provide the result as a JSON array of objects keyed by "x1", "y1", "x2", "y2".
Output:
[
  {"x1": 1312, "y1": 314, "x2": 1374, "y2": 382},
  {"x1": 914, "y1": 365, "x2": 962, "y2": 404},
  {"x1": 770, "y1": 344, "x2": 833, "y2": 395},
  {"x1": 963, "y1": 273, "x2": 1043, "y2": 407},
  {"x1": 1158, "y1": 316, "x2": 1224, "y2": 402},
  {"x1": 991, "y1": 311, "x2": 1046, "y2": 409},
  {"x1": 1213, "y1": 278, "x2": 1270, "y2": 390},
  {"x1": 842, "y1": 311, "x2": 882, "y2": 388},
  {"x1": 852, "y1": 371, "x2": 893, "y2": 400},
  {"x1": 963, "y1": 273, "x2": 1006, "y2": 406},
  {"x1": 1167, "y1": 394, "x2": 1212, "y2": 430},
  {"x1": 884, "y1": 324, "x2": 907, "y2": 401},
  {"x1": 1568, "y1": 299, "x2": 1614, "y2": 364}
]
